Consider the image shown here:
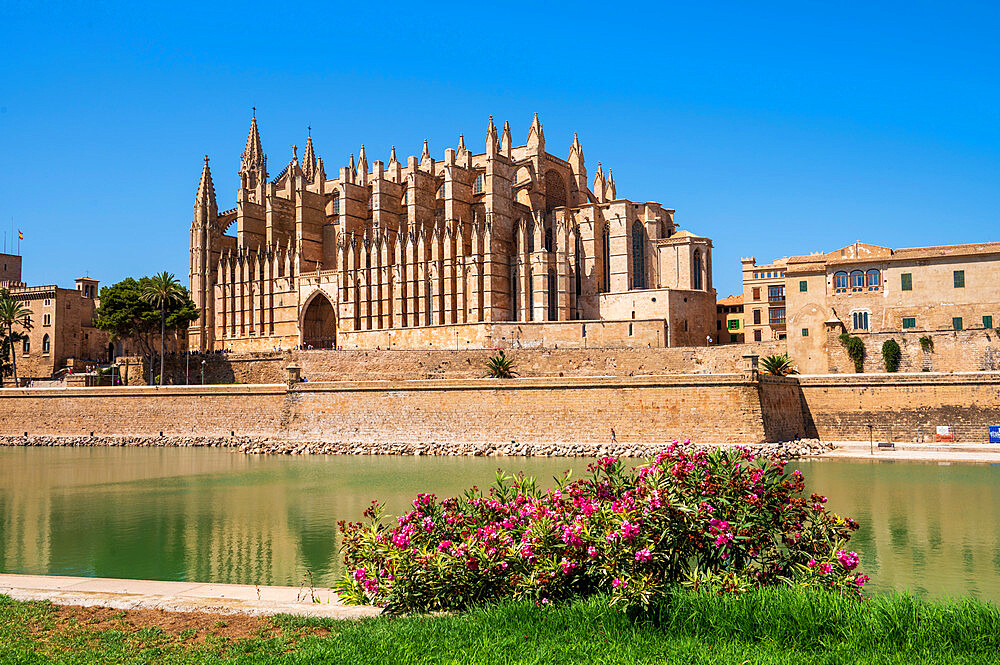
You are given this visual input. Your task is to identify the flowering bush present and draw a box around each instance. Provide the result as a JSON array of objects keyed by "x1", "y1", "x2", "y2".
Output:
[{"x1": 335, "y1": 441, "x2": 866, "y2": 612}]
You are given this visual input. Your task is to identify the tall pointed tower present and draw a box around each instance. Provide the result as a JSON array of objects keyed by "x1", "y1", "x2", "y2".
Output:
[
  {"x1": 190, "y1": 155, "x2": 218, "y2": 352},
  {"x1": 239, "y1": 114, "x2": 267, "y2": 202}
]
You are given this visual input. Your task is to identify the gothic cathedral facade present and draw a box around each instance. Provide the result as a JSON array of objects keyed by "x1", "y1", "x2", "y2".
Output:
[{"x1": 189, "y1": 114, "x2": 716, "y2": 352}]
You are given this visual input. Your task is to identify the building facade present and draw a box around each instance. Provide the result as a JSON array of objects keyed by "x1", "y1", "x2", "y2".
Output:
[
  {"x1": 714, "y1": 294, "x2": 744, "y2": 344},
  {"x1": 771, "y1": 241, "x2": 1000, "y2": 373},
  {"x1": 189, "y1": 114, "x2": 717, "y2": 352},
  {"x1": 740, "y1": 257, "x2": 789, "y2": 342},
  {"x1": 2, "y1": 257, "x2": 111, "y2": 382}
]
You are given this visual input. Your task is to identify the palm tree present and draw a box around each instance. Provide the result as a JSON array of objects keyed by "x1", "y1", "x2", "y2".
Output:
[
  {"x1": 760, "y1": 353, "x2": 799, "y2": 376},
  {"x1": 0, "y1": 289, "x2": 33, "y2": 386},
  {"x1": 140, "y1": 272, "x2": 186, "y2": 385}
]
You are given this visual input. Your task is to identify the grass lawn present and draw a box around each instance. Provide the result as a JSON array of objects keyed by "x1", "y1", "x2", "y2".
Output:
[{"x1": 2, "y1": 588, "x2": 999, "y2": 664}]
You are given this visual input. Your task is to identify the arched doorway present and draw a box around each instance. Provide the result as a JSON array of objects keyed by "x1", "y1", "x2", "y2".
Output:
[{"x1": 302, "y1": 292, "x2": 337, "y2": 349}]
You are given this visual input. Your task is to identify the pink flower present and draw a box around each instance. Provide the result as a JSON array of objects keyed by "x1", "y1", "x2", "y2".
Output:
[
  {"x1": 807, "y1": 559, "x2": 817, "y2": 568},
  {"x1": 612, "y1": 578, "x2": 628, "y2": 588},
  {"x1": 836, "y1": 550, "x2": 860, "y2": 571},
  {"x1": 635, "y1": 548, "x2": 652, "y2": 562},
  {"x1": 587, "y1": 546, "x2": 598, "y2": 557},
  {"x1": 353, "y1": 567, "x2": 367, "y2": 581},
  {"x1": 819, "y1": 563, "x2": 833, "y2": 575}
]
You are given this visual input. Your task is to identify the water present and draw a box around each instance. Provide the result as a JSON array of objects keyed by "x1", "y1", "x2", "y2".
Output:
[{"x1": 1, "y1": 448, "x2": 998, "y2": 601}]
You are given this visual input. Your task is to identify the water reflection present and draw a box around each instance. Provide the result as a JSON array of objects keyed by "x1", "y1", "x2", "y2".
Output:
[{"x1": 2, "y1": 449, "x2": 999, "y2": 600}]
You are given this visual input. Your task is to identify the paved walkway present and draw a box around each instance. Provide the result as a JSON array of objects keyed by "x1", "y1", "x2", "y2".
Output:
[
  {"x1": 823, "y1": 441, "x2": 1000, "y2": 464},
  {"x1": 0, "y1": 574, "x2": 380, "y2": 618}
]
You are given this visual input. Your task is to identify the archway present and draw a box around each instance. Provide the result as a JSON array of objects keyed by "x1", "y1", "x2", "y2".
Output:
[{"x1": 301, "y1": 292, "x2": 337, "y2": 349}]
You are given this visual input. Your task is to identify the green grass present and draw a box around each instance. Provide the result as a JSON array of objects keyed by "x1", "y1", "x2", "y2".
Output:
[{"x1": 2, "y1": 588, "x2": 1000, "y2": 664}]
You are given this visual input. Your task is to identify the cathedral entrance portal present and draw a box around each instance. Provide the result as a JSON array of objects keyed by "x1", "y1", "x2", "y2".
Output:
[{"x1": 302, "y1": 293, "x2": 337, "y2": 349}]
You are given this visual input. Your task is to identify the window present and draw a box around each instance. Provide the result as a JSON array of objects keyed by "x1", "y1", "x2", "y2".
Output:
[
  {"x1": 42, "y1": 313, "x2": 51, "y2": 326},
  {"x1": 42, "y1": 334, "x2": 50, "y2": 353},
  {"x1": 953, "y1": 317, "x2": 963, "y2": 330},
  {"x1": 473, "y1": 174, "x2": 484, "y2": 194},
  {"x1": 753, "y1": 329, "x2": 762, "y2": 342},
  {"x1": 22, "y1": 338, "x2": 29, "y2": 354},
  {"x1": 367, "y1": 194, "x2": 373, "y2": 210},
  {"x1": 44, "y1": 298, "x2": 51, "y2": 306},
  {"x1": 902, "y1": 317, "x2": 916, "y2": 329},
  {"x1": 768, "y1": 284, "x2": 785, "y2": 301},
  {"x1": 693, "y1": 250, "x2": 703, "y2": 290},
  {"x1": 865, "y1": 269, "x2": 881, "y2": 290},
  {"x1": 547, "y1": 269, "x2": 556, "y2": 321},
  {"x1": 437, "y1": 183, "x2": 445, "y2": 197},
  {"x1": 985, "y1": 316, "x2": 994, "y2": 329},
  {"x1": 331, "y1": 196, "x2": 340, "y2": 215},
  {"x1": 801, "y1": 328, "x2": 809, "y2": 337},
  {"x1": 729, "y1": 334, "x2": 738, "y2": 343},
  {"x1": 954, "y1": 270, "x2": 965, "y2": 288},
  {"x1": 833, "y1": 271, "x2": 848, "y2": 291},
  {"x1": 901, "y1": 273, "x2": 912, "y2": 291},
  {"x1": 769, "y1": 307, "x2": 785, "y2": 325},
  {"x1": 752, "y1": 287, "x2": 760, "y2": 300},
  {"x1": 799, "y1": 280, "x2": 807, "y2": 292},
  {"x1": 753, "y1": 309, "x2": 761, "y2": 325},
  {"x1": 628, "y1": 323, "x2": 633, "y2": 336},
  {"x1": 601, "y1": 227, "x2": 610, "y2": 293},
  {"x1": 728, "y1": 319, "x2": 740, "y2": 330},
  {"x1": 632, "y1": 221, "x2": 646, "y2": 289},
  {"x1": 717, "y1": 320, "x2": 722, "y2": 330},
  {"x1": 852, "y1": 311, "x2": 869, "y2": 330},
  {"x1": 849, "y1": 270, "x2": 864, "y2": 290},
  {"x1": 544, "y1": 226, "x2": 553, "y2": 253}
]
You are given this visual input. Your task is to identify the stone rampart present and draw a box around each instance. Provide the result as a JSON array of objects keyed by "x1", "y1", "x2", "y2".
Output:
[{"x1": 795, "y1": 372, "x2": 1000, "y2": 443}]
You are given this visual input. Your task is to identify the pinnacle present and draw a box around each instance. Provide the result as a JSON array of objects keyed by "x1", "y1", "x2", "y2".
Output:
[
  {"x1": 421, "y1": 139, "x2": 431, "y2": 161},
  {"x1": 196, "y1": 154, "x2": 216, "y2": 205},
  {"x1": 242, "y1": 114, "x2": 265, "y2": 170},
  {"x1": 389, "y1": 145, "x2": 398, "y2": 163}
]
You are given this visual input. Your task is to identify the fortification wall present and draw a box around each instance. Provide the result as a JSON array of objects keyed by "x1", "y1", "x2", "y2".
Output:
[
  {"x1": 0, "y1": 376, "x2": 768, "y2": 445},
  {"x1": 795, "y1": 372, "x2": 1000, "y2": 443},
  {"x1": 126, "y1": 341, "x2": 786, "y2": 386},
  {"x1": 824, "y1": 329, "x2": 1000, "y2": 374}
]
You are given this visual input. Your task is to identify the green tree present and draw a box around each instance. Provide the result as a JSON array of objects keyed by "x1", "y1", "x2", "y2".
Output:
[
  {"x1": 0, "y1": 289, "x2": 33, "y2": 386},
  {"x1": 140, "y1": 272, "x2": 189, "y2": 386},
  {"x1": 485, "y1": 350, "x2": 518, "y2": 378},
  {"x1": 94, "y1": 276, "x2": 199, "y2": 385}
]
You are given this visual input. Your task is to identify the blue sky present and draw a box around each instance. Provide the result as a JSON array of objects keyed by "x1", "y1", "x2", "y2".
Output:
[{"x1": 1, "y1": 1, "x2": 997, "y2": 297}]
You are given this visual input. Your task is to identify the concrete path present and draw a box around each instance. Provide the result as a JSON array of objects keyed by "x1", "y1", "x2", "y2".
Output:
[
  {"x1": 822, "y1": 441, "x2": 1000, "y2": 464},
  {"x1": 0, "y1": 573, "x2": 381, "y2": 618}
]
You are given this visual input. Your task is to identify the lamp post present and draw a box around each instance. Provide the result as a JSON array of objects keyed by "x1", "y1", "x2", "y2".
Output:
[
  {"x1": 186, "y1": 353, "x2": 190, "y2": 385},
  {"x1": 201, "y1": 359, "x2": 206, "y2": 386},
  {"x1": 869, "y1": 423, "x2": 874, "y2": 456}
]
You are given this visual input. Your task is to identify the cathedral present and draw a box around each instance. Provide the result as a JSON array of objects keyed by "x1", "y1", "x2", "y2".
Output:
[{"x1": 188, "y1": 114, "x2": 716, "y2": 352}]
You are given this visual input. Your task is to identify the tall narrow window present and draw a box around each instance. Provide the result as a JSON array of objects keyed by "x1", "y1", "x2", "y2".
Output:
[
  {"x1": 631, "y1": 221, "x2": 646, "y2": 289},
  {"x1": 984, "y1": 315, "x2": 993, "y2": 329},
  {"x1": 752, "y1": 287, "x2": 760, "y2": 300},
  {"x1": 693, "y1": 250, "x2": 703, "y2": 290},
  {"x1": 510, "y1": 257, "x2": 519, "y2": 322},
  {"x1": 601, "y1": 226, "x2": 611, "y2": 293},
  {"x1": 42, "y1": 334, "x2": 50, "y2": 353},
  {"x1": 901, "y1": 273, "x2": 912, "y2": 291},
  {"x1": 527, "y1": 268, "x2": 534, "y2": 319},
  {"x1": 574, "y1": 234, "x2": 583, "y2": 299},
  {"x1": 547, "y1": 269, "x2": 557, "y2": 321},
  {"x1": 753, "y1": 309, "x2": 761, "y2": 325},
  {"x1": 953, "y1": 317, "x2": 963, "y2": 330},
  {"x1": 22, "y1": 338, "x2": 29, "y2": 354},
  {"x1": 473, "y1": 174, "x2": 484, "y2": 195},
  {"x1": 954, "y1": 270, "x2": 965, "y2": 288}
]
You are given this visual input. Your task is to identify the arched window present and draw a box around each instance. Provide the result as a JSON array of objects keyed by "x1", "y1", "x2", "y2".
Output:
[
  {"x1": 547, "y1": 269, "x2": 557, "y2": 320},
  {"x1": 834, "y1": 271, "x2": 848, "y2": 291},
  {"x1": 22, "y1": 338, "x2": 29, "y2": 354},
  {"x1": 574, "y1": 234, "x2": 583, "y2": 299},
  {"x1": 544, "y1": 225, "x2": 553, "y2": 252},
  {"x1": 693, "y1": 250, "x2": 703, "y2": 290},
  {"x1": 473, "y1": 174, "x2": 484, "y2": 194},
  {"x1": 632, "y1": 221, "x2": 646, "y2": 289},
  {"x1": 527, "y1": 267, "x2": 534, "y2": 319},
  {"x1": 601, "y1": 226, "x2": 611, "y2": 293},
  {"x1": 865, "y1": 269, "x2": 881, "y2": 290},
  {"x1": 510, "y1": 254, "x2": 519, "y2": 322},
  {"x1": 331, "y1": 194, "x2": 340, "y2": 215},
  {"x1": 42, "y1": 334, "x2": 50, "y2": 353},
  {"x1": 849, "y1": 270, "x2": 864, "y2": 290}
]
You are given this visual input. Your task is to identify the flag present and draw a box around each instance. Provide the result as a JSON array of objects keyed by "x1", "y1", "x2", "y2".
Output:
[{"x1": 17, "y1": 230, "x2": 22, "y2": 240}]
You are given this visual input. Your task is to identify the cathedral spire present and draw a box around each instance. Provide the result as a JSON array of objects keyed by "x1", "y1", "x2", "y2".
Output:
[
  {"x1": 242, "y1": 114, "x2": 265, "y2": 171},
  {"x1": 357, "y1": 144, "x2": 369, "y2": 186},
  {"x1": 388, "y1": 145, "x2": 399, "y2": 167},
  {"x1": 486, "y1": 115, "x2": 498, "y2": 157},
  {"x1": 605, "y1": 168, "x2": 616, "y2": 200},
  {"x1": 420, "y1": 138, "x2": 431, "y2": 162},
  {"x1": 526, "y1": 112, "x2": 544, "y2": 153},
  {"x1": 501, "y1": 121, "x2": 512, "y2": 156},
  {"x1": 196, "y1": 155, "x2": 216, "y2": 209},
  {"x1": 302, "y1": 133, "x2": 318, "y2": 181},
  {"x1": 457, "y1": 133, "x2": 466, "y2": 151}
]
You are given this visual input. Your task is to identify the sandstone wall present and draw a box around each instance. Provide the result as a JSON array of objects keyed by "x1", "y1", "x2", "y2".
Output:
[
  {"x1": 795, "y1": 372, "x2": 1000, "y2": 443},
  {"x1": 131, "y1": 341, "x2": 787, "y2": 386},
  {"x1": 822, "y1": 329, "x2": 1000, "y2": 374}
]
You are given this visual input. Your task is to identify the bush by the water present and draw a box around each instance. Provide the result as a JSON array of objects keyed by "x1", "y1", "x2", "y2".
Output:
[{"x1": 336, "y1": 442, "x2": 867, "y2": 612}]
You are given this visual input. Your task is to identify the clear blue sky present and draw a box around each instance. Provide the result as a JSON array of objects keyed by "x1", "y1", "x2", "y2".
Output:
[{"x1": 1, "y1": 1, "x2": 997, "y2": 297}]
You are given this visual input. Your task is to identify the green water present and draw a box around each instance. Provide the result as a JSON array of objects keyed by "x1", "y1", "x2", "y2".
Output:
[{"x1": 1, "y1": 448, "x2": 998, "y2": 601}]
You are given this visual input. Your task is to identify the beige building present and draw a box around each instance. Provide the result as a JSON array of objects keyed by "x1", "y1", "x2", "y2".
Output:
[
  {"x1": 714, "y1": 294, "x2": 744, "y2": 344},
  {"x1": 767, "y1": 241, "x2": 1000, "y2": 374},
  {"x1": 741, "y1": 257, "x2": 789, "y2": 342},
  {"x1": 189, "y1": 114, "x2": 717, "y2": 352},
  {"x1": 2, "y1": 256, "x2": 110, "y2": 382}
]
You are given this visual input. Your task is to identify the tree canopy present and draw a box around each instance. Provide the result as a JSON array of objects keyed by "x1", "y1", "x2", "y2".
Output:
[{"x1": 94, "y1": 276, "x2": 199, "y2": 358}]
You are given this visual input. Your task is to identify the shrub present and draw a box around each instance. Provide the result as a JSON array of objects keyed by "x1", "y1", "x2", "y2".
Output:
[
  {"x1": 760, "y1": 354, "x2": 799, "y2": 376},
  {"x1": 335, "y1": 443, "x2": 866, "y2": 612},
  {"x1": 485, "y1": 350, "x2": 517, "y2": 378},
  {"x1": 839, "y1": 334, "x2": 865, "y2": 373},
  {"x1": 919, "y1": 336, "x2": 934, "y2": 352},
  {"x1": 881, "y1": 339, "x2": 901, "y2": 373}
]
